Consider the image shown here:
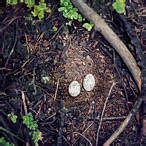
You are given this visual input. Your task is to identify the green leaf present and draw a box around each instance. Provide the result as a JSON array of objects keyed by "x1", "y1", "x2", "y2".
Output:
[
  {"x1": 64, "y1": 2, "x2": 68, "y2": 7},
  {"x1": 89, "y1": 21, "x2": 94, "y2": 27},
  {"x1": 28, "y1": 121, "x2": 38, "y2": 130},
  {"x1": 78, "y1": 14, "x2": 82, "y2": 22},
  {"x1": 116, "y1": 7, "x2": 125, "y2": 13},
  {"x1": 37, "y1": 5, "x2": 41, "y2": 11},
  {"x1": 112, "y1": 0, "x2": 126, "y2": 14},
  {"x1": 0, "y1": 137, "x2": 13, "y2": 146},
  {"x1": 72, "y1": 8, "x2": 78, "y2": 12},
  {"x1": 40, "y1": 2, "x2": 46, "y2": 8},
  {"x1": 60, "y1": 3, "x2": 64, "y2": 6},
  {"x1": 13, "y1": 0, "x2": 18, "y2": 5},
  {"x1": 63, "y1": 12, "x2": 68, "y2": 18},
  {"x1": 31, "y1": 12, "x2": 37, "y2": 17},
  {"x1": 66, "y1": 6, "x2": 73, "y2": 11},
  {"x1": 53, "y1": 26, "x2": 58, "y2": 31},
  {"x1": 58, "y1": 7, "x2": 66, "y2": 12},
  {"x1": 31, "y1": 131, "x2": 43, "y2": 145},
  {"x1": 60, "y1": 0, "x2": 65, "y2": 3},
  {"x1": 23, "y1": 113, "x2": 34, "y2": 125},
  {"x1": 38, "y1": 12, "x2": 44, "y2": 19},
  {"x1": 83, "y1": 23, "x2": 93, "y2": 31},
  {"x1": 67, "y1": 13, "x2": 72, "y2": 19},
  {"x1": 116, "y1": 0, "x2": 125, "y2": 3},
  {"x1": 78, "y1": 18, "x2": 82, "y2": 22},
  {"x1": 68, "y1": 10, "x2": 73, "y2": 14},
  {"x1": 8, "y1": 112, "x2": 17, "y2": 123},
  {"x1": 73, "y1": 12, "x2": 78, "y2": 20},
  {"x1": 112, "y1": 2, "x2": 118, "y2": 9},
  {"x1": 68, "y1": 2, "x2": 72, "y2": 6},
  {"x1": 27, "y1": 4, "x2": 34, "y2": 8},
  {"x1": 46, "y1": 8, "x2": 51, "y2": 13}
]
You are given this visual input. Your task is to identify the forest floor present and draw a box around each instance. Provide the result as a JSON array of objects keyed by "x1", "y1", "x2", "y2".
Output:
[{"x1": 0, "y1": 1, "x2": 144, "y2": 145}]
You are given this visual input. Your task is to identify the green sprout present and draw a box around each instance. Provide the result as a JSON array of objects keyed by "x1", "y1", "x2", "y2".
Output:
[
  {"x1": 31, "y1": 0, "x2": 51, "y2": 19},
  {"x1": 53, "y1": 26, "x2": 58, "y2": 31},
  {"x1": 6, "y1": 0, "x2": 18, "y2": 5},
  {"x1": 58, "y1": 0, "x2": 82, "y2": 22},
  {"x1": 112, "y1": 0, "x2": 126, "y2": 14},
  {"x1": 82, "y1": 21, "x2": 94, "y2": 31},
  {"x1": 8, "y1": 112, "x2": 17, "y2": 123},
  {"x1": 0, "y1": 136, "x2": 14, "y2": 146},
  {"x1": 6, "y1": 0, "x2": 51, "y2": 19},
  {"x1": 31, "y1": 131, "x2": 43, "y2": 145},
  {"x1": 58, "y1": 0, "x2": 93, "y2": 31},
  {"x1": 23, "y1": 113, "x2": 43, "y2": 146},
  {"x1": 25, "y1": 0, "x2": 35, "y2": 8}
]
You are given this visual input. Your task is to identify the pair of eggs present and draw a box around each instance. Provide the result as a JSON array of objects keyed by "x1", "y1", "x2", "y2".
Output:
[{"x1": 68, "y1": 74, "x2": 95, "y2": 97}]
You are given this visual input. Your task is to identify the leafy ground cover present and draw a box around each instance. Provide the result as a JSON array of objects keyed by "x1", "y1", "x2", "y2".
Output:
[{"x1": 0, "y1": 0, "x2": 144, "y2": 145}]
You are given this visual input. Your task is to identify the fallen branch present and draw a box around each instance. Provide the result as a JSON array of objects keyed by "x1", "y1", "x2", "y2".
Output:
[
  {"x1": 71, "y1": 0, "x2": 141, "y2": 91},
  {"x1": 103, "y1": 96, "x2": 142, "y2": 145}
]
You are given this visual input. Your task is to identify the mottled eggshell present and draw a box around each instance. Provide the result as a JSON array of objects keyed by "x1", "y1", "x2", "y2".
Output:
[
  {"x1": 83, "y1": 74, "x2": 95, "y2": 91},
  {"x1": 69, "y1": 81, "x2": 81, "y2": 97}
]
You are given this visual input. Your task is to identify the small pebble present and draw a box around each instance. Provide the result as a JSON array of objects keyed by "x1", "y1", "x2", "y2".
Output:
[
  {"x1": 83, "y1": 74, "x2": 95, "y2": 91},
  {"x1": 42, "y1": 40, "x2": 49, "y2": 47},
  {"x1": 69, "y1": 81, "x2": 80, "y2": 97}
]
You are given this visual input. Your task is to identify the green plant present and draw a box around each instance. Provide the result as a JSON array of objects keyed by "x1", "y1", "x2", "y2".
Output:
[
  {"x1": 25, "y1": 0, "x2": 35, "y2": 8},
  {"x1": 30, "y1": 131, "x2": 43, "y2": 145},
  {"x1": 6, "y1": 0, "x2": 51, "y2": 19},
  {"x1": 22, "y1": 55, "x2": 30, "y2": 67},
  {"x1": 58, "y1": 0, "x2": 93, "y2": 31},
  {"x1": 23, "y1": 113, "x2": 43, "y2": 146},
  {"x1": 82, "y1": 21, "x2": 94, "y2": 31},
  {"x1": 0, "y1": 136, "x2": 14, "y2": 146},
  {"x1": 53, "y1": 26, "x2": 58, "y2": 31},
  {"x1": 58, "y1": 0, "x2": 82, "y2": 22},
  {"x1": 112, "y1": 0, "x2": 126, "y2": 13},
  {"x1": 7, "y1": 0, "x2": 34, "y2": 7},
  {"x1": 31, "y1": 0, "x2": 51, "y2": 19},
  {"x1": 6, "y1": 0, "x2": 18, "y2": 5},
  {"x1": 8, "y1": 112, "x2": 17, "y2": 123}
]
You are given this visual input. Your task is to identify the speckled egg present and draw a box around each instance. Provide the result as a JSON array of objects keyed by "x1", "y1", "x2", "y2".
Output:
[
  {"x1": 68, "y1": 81, "x2": 81, "y2": 97},
  {"x1": 83, "y1": 74, "x2": 95, "y2": 91}
]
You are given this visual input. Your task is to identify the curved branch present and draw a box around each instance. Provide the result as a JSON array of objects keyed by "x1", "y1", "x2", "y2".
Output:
[
  {"x1": 71, "y1": 0, "x2": 141, "y2": 91},
  {"x1": 103, "y1": 96, "x2": 142, "y2": 145}
]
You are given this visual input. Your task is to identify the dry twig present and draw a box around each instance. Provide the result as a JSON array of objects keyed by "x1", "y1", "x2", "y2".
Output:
[
  {"x1": 73, "y1": 132, "x2": 93, "y2": 146},
  {"x1": 21, "y1": 91, "x2": 28, "y2": 115},
  {"x1": 96, "y1": 82, "x2": 116, "y2": 146}
]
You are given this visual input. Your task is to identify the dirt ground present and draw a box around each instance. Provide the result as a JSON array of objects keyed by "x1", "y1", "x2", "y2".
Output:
[{"x1": 0, "y1": 1, "x2": 144, "y2": 145}]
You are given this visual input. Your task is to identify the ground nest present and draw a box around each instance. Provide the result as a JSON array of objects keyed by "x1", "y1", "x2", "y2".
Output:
[{"x1": 56, "y1": 35, "x2": 139, "y2": 145}]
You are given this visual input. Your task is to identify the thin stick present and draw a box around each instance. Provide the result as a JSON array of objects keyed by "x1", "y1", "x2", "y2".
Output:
[
  {"x1": 73, "y1": 132, "x2": 93, "y2": 146},
  {"x1": 0, "y1": 126, "x2": 24, "y2": 142},
  {"x1": 96, "y1": 82, "x2": 116, "y2": 146},
  {"x1": 24, "y1": 32, "x2": 30, "y2": 54},
  {"x1": 54, "y1": 78, "x2": 60, "y2": 101},
  {"x1": 87, "y1": 116, "x2": 127, "y2": 121},
  {"x1": 5, "y1": 20, "x2": 18, "y2": 68},
  {"x1": 35, "y1": 96, "x2": 44, "y2": 118},
  {"x1": 21, "y1": 91, "x2": 28, "y2": 115}
]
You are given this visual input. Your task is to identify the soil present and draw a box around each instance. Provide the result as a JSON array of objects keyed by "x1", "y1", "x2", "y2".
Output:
[{"x1": 0, "y1": 1, "x2": 144, "y2": 146}]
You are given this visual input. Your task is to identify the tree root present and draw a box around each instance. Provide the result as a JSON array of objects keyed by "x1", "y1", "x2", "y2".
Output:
[{"x1": 71, "y1": 0, "x2": 141, "y2": 91}]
